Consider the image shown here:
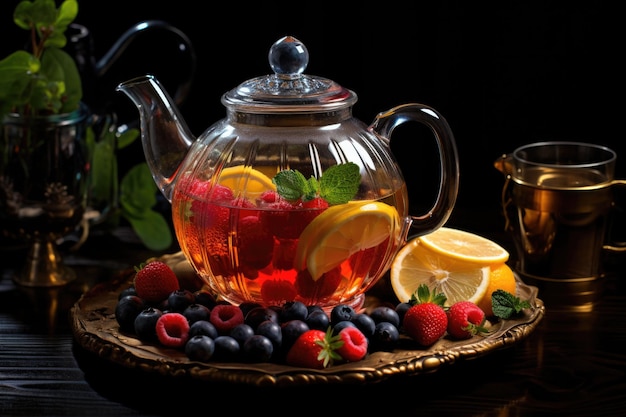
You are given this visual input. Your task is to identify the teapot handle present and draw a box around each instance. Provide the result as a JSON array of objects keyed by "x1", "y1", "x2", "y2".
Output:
[
  {"x1": 94, "y1": 20, "x2": 197, "y2": 105},
  {"x1": 369, "y1": 103, "x2": 460, "y2": 236}
]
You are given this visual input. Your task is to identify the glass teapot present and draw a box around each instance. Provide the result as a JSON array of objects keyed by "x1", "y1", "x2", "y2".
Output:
[{"x1": 117, "y1": 36, "x2": 459, "y2": 311}]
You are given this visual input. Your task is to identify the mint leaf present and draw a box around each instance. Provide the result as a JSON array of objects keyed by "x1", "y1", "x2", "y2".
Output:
[
  {"x1": 272, "y1": 162, "x2": 361, "y2": 205},
  {"x1": 319, "y1": 163, "x2": 361, "y2": 205},
  {"x1": 273, "y1": 169, "x2": 308, "y2": 201},
  {"x1": 491, "y1": 289, "x2": 532, "y2": 319}
]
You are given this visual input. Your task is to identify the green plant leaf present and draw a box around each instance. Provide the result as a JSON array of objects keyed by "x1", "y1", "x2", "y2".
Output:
[
  {"x1": 119, "y1": 162, "x2": 173, "y2": 250},
  {"x1": 41, "y1": 47, "x2": 81, "y2": 113},
  {"x1": 116, "y1": 128, "x2": 140, "y2": 150},
  {"x1": 1, "y1": 0, "x2": 81, "y2": 116},
  {"x1": 120, "y1": 163, "x2": 157, "y2": 217},
  {"x1": 124, "y1": 209, "x2": 172, "y2": 251}
]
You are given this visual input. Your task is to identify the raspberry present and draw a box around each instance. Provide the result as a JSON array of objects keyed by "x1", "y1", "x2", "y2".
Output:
[
  {"x1": 336, "y1": 326, "x2": 368, "y2": 362},
  {"x1": 209, "y1": 304, "x2": 245, "y2": 334},
  {"x1": 134, "y1": 261, "x2": 180, "y2": 303},
  {"x1": 295, "y1": 266, "x2": 342, "y2": 300},
  {"x1": 237, "y1": 215, "x2": 274, "y2": 269},
  {"x1": 260, "y1": 279, "x2": 297, "y2": 305},
  {"x1": 155, "y1": 312, "x2": 190, "y2": 348}
]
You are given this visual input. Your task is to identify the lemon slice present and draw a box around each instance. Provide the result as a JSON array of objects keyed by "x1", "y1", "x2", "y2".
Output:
[
  {"x1": 294, "y1": 201, "x2": 400, "y2": 281},
  {"x1": 390, "y1": 237, "x2": 490, "y2": 306},
  {"x1": 418, "y1": 227, "x2": 509, "y2": 265},
  {"x1": 218, "y1": 166, "x2": 276, "y2": 199}
]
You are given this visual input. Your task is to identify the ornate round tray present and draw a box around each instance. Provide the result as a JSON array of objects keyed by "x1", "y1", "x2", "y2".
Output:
[{"x1": 70, "y1": 253, "x2": 545, "y2": 387}]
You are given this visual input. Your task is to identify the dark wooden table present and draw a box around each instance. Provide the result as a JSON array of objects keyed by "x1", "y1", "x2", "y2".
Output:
[{"x1": 2, "y1": 219, "x2": 625, "y2": 416}]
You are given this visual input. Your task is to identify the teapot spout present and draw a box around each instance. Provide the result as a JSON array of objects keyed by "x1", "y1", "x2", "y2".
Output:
[{"x1": 116, "y1": 74, "x2": 195, "y2": 202}]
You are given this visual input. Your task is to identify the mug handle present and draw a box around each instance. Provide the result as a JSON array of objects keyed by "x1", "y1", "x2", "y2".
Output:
[
  {"x1": 369, "y1": 103, "x2": 459, "y2": 236},
  {"x1": 604, "y1": 179, "x2": 626, "y2": 253}
]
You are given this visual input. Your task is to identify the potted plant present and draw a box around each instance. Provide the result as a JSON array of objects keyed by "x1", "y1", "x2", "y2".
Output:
[{"x1": 0, "y1": 0, "x2": 172, "y2": 286}]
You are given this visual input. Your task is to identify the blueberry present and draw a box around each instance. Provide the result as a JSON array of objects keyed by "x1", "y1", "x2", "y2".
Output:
[
  {"x1": 280, "y1": 300, "x2": 308, "y2": 322},
  {"x1": 307, "y1": 305, "x2": 324, "y2": 315},
  {"x1": 230, "y1": 323, "x2": 255, "y2": 346},
  {"x1": 193, "y1": 290, "x2": 217, "y2": 309},
  {"x1": 185, "y1": 335, "x2": 215, "y2": 362},
  {"x1": 167, "y1": 289, "x2": 195, "y2": 312},
  {"x1": 212, "y1": 336, "x2": 241, "y2": 361},
  {"x1": 256, "y1": 320, "x2": 282, "y2": 350},
  {"x1": 239, "y1": 301, "x2": 263, "y2": 317},
  {"x1": 115, "y1": 295, "x2": 145, "y2": 332},
  {"x1": 305, "y1": 309, "x2": 330, "y2": 330},
  {"x1": 395, "y1": 302, "x2": 412, "y2": 326},
  {"x1": 244, "y1": 306, "x2": 279, "y2": 330},
  {"x1": 332, "y1": 320, "x2": 356, "y2": 336},
  {"x1": 370, "y1": 321, "x2": 400, "y2": 352},
  {"x1": 280, "y1": 319, "x2": 309, "y2": 351},
  {"x1": 330, "y1": 304, "x2": 356, "y2": 325},
  {"x1": 134, "y1": 306, "x2": 163, "y2": 341},
  {"x1": 188, "y1": 320, "x2": 218, "y2": 339},
  {"x1": 118, "y1": 286, "x2": 137, "y2": 300},
  {"x1": 182, "y1": 303, "x2": 211, "y2": 324},
  {"x1": 243, "y1": 335, "x2": 274, "y2": 363},
  {"x1": 350, "y1": 313, "x2": 376, "y2": 338},
  {"x1": 370, "y1": 306, "x2": 401, "y2": 328}
]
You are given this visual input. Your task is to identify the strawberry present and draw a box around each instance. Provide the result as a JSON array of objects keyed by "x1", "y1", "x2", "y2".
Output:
[
  {"x1": 402, "y1": 284, "x2": 448, "y2": 347},
  {"x1": 446, "y1": 300, "x2": 489, "y2": 340},
  {"x1": 336, "y1": 326, "x2": 368, "y2": 362},
  {"x1": 285, "y1": 328, "x2": 343, "y2": 369},
  {"x1": 134, "y1": 261, "x2": 180, "y2": 303}
]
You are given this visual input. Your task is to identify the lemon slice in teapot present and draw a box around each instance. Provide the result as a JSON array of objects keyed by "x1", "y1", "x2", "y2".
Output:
[
  {"x1": 294, "y1": 201, "x2": 400, "y2": 281},
  {"x1": 218, "y1": 166, "x2": 276, "y2": 199}
]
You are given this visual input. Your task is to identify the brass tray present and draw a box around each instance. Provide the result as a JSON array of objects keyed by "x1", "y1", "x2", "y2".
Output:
[{"x1": 70, "y1": 254, "x2": 545, "y2": 387}]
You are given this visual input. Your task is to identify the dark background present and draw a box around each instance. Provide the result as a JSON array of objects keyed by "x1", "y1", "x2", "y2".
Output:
[{"x1": 2, "y1": 1, "x2": 624, "y2": 232}]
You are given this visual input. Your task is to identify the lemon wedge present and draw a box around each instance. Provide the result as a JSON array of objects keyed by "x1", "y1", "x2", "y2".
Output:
[
  {"x1": 294, "y1": 201, "x2": 400, "y2": 281},
  {"x1": 218, "y1": 166, "x2": 276, "y2": 199},
  {"x1": 390, "y1": 236, "x2": 491, "y2": 306}
]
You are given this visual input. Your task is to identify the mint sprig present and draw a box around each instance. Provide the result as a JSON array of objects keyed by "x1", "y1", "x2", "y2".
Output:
[
  {"x1": 273, "y1": 162, "x2": 361, "y2": 205},
  {"x1": 491, "y1": 289, "x2": 532, "y2": 319}
]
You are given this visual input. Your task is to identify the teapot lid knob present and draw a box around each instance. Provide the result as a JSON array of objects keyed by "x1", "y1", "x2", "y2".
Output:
[
  {"x1": 222, "y1": 36, "x2": 356, "y2": 113},
  {"x1": 268, "y1": 36, "x2": 309, "y2": 79}
]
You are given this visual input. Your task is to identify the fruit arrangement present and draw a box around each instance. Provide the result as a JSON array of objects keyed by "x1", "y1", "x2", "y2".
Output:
[{"x1": 115, "y1": 239, "x2": 531, "y2": 368}]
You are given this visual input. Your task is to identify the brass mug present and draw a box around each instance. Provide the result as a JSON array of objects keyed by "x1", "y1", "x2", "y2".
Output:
[{"x1": 495, "y1": 141, "x2": 626, "y2": 312}]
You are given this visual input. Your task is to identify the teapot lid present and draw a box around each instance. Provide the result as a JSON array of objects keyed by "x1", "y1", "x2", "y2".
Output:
[{"x1": 222, "y1": 36, "x2": 357, "y2": 114}]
